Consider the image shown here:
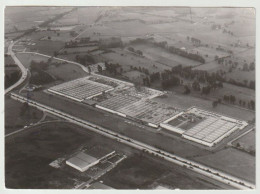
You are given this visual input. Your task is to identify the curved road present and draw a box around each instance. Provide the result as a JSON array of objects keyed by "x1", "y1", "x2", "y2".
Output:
[{"x1": 5, "y1": 41, "x2": 28, "y2": 94}]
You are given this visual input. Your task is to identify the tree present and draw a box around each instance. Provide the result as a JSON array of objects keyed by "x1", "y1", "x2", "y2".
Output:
[
  {"x1": 212, "y1": 101, "x2": 218, "y2": 108},
  {"x1": 201, "y1": 86, "x2": 211, "y2": 95},
  {"x1": 249, "y1": 62, "x2": 255, "y2": 71},
  {"x1": 249, "y1": 81, "x2": 255, "y2": 89},
  {"x1": 127, "y1": 47, "x2": 134, "y2": 52},
  {"x1": 53, "y1": 51, "x2": 58, "y2": 57},
  {"x1": 230, "y1": 95, "x2": 236, "y2": 104},
  {"x1": 250, "y1": 100, "x2": 255, "y2": 110},
  {"x1": 183, "y1": 85, "x2": 191, "y2": 94},
  {"x1": 97, "y1": 65, "x2": 102, "y2": 73},
  {"x1": 192, "y1": 80, "x2": 200, "y2": 91},
  {"x1": 243, "y1": 63, "x2": 249, "y2": 71},
  {"x1": 87, "y1": 66, "x2": 91, "y2": 74}
]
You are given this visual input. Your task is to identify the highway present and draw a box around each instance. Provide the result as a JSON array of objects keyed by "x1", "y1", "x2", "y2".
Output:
[
  {"x1": 10, "y1": 92, "x2": 255, "y2": 190},
  {"x1": 5, "y1": 41, "x2": 28, "y2": 94}
]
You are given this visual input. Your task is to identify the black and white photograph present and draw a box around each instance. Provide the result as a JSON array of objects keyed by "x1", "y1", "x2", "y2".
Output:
[{"x1": 1, "y1": 0, "x2": 258, "y2": 192}]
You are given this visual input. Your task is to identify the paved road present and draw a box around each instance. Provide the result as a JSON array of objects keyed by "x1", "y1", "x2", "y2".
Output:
[
  {"x1": 5, "y1": 41, "x2": 28, "y2": 94},
  {"x1": 10, "y1": 93, "x2": 255, "y2": 190}
]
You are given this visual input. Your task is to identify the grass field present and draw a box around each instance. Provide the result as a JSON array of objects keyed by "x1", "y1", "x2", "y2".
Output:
[
  {"x1": 5, "y1": 121, "x2": 139, "y2": 189},
  {"x1": 62, "y1": 46, "x2": 98, "y2": 54},
  {"x1": 130, "y1": 44, "x2": 201, "y2": 67},
  {"x1": 5, "y1": 55, "x2": 15, "y2": 65},
  {"x1": 193, "y1": 147, "x2": 255, "y2": 183},
  {"x1": 101, "y1": 154, "x2": 224, "y2": 189},
  {"x1": 210, "y1": 82, "x2": 255, "y2": 102},
  {"x1": 5, "y1": 97, "x2": 43, "y2": 135},
  {"x1": 26, "y1": 40, "x2": 65, "y2": 56},
  {"x1": 226, "y1": 69, "x2": 255, "y2": 83},
  {"x1": 16, "y1": 53, "x2": 88, "y2": 84},
  {"x1": 5, "y1": 7, "x2": 72, "y2": 33},
  {"x1": 100, "y1": 48, "x2": 170, "y2": 73},
  {"x1": 153, "y1": 92, "x2": 255, "y2": 121},
  {"x1": 26, "y1": 31, "x2": 72, "y2": 42},
  {"x1": 193, "y1": 61, "x2": 229, "y2": 72},
  {"x1": 233, "y1": 130, "x2": 255, "y2": 152}
]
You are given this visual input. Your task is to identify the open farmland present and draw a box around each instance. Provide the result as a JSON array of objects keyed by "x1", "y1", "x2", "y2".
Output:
[
  {"x1": 25, "y1": 40, "x2": 65, "y2": 56},
  {"x1": 5, "y1": 7, "x2": 73, "y2": 33},
  {"x1": 193, "y1": 148, "x2": 255, "y2": 183},
  {"x1": 193, "y1": 61, "x2": 229, "y2": 72},
  {"x1": 210, "y1": 83, "x2": 255, "y2": 102},
  {"x1": 62, "y1": 46, "x2": 99, "y2": 54},
  {"x1": 26, "y1": 30, "x2": 73, "y2": 42},
  {"x1": 99, "y1": 48, "x2": 170, "y2": 73},
  {"x1": 130, "y1": 44, "x2": 201, "y2": 67}
]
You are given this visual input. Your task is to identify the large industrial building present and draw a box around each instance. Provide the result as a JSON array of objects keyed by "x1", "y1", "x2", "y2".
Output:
[
  {"x1": 48, "y1": 75, "x2": 248, "y2": 148},
  {"x1": 66, "y1": 148, "x2": 115, "y2": 172},
  {"x1": 160, "y1": 107, "x2": 248, "y2": 147}
]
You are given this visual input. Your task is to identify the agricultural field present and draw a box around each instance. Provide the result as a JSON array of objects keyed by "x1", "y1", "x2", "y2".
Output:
[
  {"x1": 209, "y1": 83, "x2": 255, "y2": 102},
  {"x1": 62, "y1": 46, "x2": 99, "y2": 54},
  {"x1": 5, "y1": 7, "x2": 73, "y2": 33},
  {"x1": 24, "y1": 40, "x2": 65, "y2": 56},
  {"x1": 25, "y1": 30, "x2": 73, "y2": 42},
  {"x1": 99, "y1": 48, "x2": 170, "y2": 73},
  {"x1": 122, "y1": 70, "x2": 146, "y2": 83},
  {"x1": 193, "y1": 60, "x2": 229, "y2": 72},
  {"x1": 193, "y1": 148, "x2": 255, "y2": 183},
  {"x1": 129, "y1": 44, "x2": 201, "y2": 67}
]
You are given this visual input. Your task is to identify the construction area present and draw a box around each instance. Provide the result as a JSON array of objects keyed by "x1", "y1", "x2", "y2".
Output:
[{"x1": 160, "y1": 107, "x2": 248, "y2": 147}]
